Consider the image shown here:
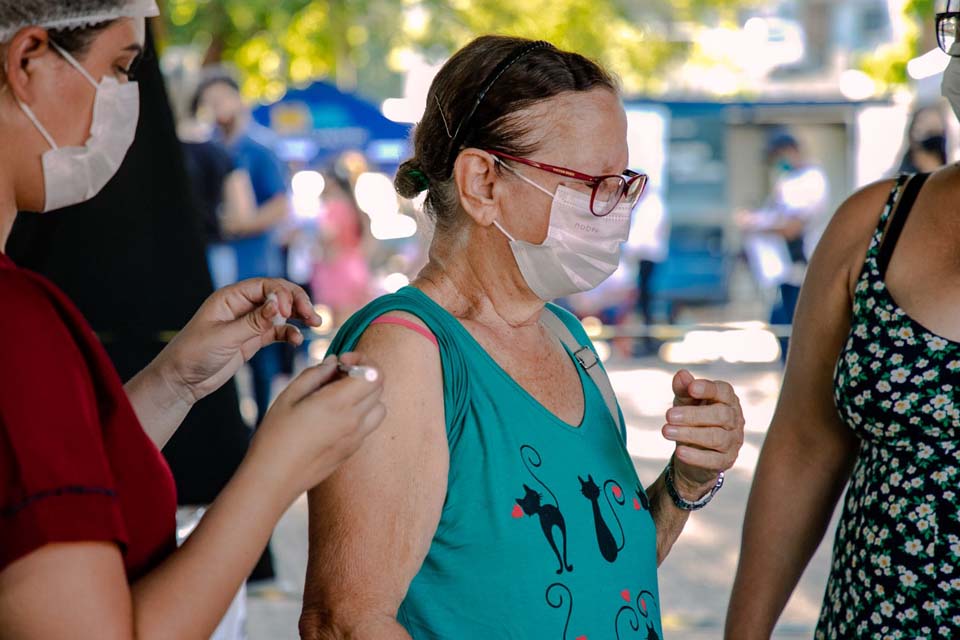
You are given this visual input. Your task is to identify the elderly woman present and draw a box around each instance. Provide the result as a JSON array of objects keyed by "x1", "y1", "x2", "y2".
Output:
[
  {"x1": 300, "y1": 36, "x2": 745, "y2": 639},
  {"x1": 0, "y1": 2, "x2": 384, "y2": 637}
]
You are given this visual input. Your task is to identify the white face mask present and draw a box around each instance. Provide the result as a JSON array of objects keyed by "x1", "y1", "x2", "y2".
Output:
[
  {"x1": 18, "y1": 41, "x2": 140, "y2": 212},
  {"x1": 942, "y1": 44, "x2": 960, "y2": 124},
  {"x1": 493, "y1": 162, "x2": 634, "y2": 301}
]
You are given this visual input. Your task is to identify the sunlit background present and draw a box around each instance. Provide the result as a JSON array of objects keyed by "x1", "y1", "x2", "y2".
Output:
[
  {"x1": 154, "y1": 1, "x2": 954, "y2": 638},
  {"x1": 158, "y1": 0, "x2": 953, "y2": 368}
]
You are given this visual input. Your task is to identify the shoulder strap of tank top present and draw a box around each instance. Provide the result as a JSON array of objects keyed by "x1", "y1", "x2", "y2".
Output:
[
  {"x1": 877, "y1": 172, "x2": 930, "y2": 278},
  {"x1": 540, "y1": 309, "x2": 621, "y2": 429}
]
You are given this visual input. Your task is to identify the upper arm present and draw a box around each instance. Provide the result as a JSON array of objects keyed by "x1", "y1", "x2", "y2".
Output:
[
  {"x1": 302, "y1": 317, "x2": 448, "y2": 630},
  {"x1": 772, "y1": 180, "x2": 893, "y2": 456},
  {"x1": 257, "y1": 193, "x2": 289, "y2": 227},
  {"x1": 0, "y1": 542, "x2": 132, "y2": 640},
  {"x1": 223, "y1": 170, "x2": 256, "y2": 221}
]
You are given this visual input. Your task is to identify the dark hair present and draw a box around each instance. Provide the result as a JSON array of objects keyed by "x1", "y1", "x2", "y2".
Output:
[
  {"x1": 47, "y1": 21, "x2": 116, "y2": 57},
  {"x1": 766, "y1": 132, "x2": 800, "y2": 158},
  {"x1": 0, "y1": 22, "x2": 112, "y2": 88},
  {"x1": 394, "y1": 35, "x2": 617, "y2": 233},
  {"x1": 915, "y1": 134, "x2": 948, "y2": 165},
  {"x1": 191, "y1": 73, "x2": 241, "y2": 115}
]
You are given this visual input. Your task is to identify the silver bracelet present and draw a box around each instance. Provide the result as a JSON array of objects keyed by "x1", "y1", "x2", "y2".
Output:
[{"x1": 664, "y1": 458, "x2": 724, "y2": 511}]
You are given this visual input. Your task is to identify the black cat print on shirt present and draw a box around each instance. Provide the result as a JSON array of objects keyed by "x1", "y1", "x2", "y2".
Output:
[
  {"x1": 517, "y1": 445, "x2": 574, "y2": 575},
  {"x1": 579, "y1": 475, "x2": 626, "y2": 563}
]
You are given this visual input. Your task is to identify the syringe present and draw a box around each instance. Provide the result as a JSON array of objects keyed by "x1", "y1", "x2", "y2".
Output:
[{"x1": 337, "y1": 362, "x2": 380, "y2": 382}]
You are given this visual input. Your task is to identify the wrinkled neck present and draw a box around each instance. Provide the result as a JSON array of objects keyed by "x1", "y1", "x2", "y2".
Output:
[{"x1": 415, "y1": 223, "x2": 545, "y2": 330}]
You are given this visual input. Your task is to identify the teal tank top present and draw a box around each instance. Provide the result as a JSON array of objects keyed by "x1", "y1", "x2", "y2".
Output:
[{"x1": 328, "y1": 287, "x2": 662, "y2": 640}]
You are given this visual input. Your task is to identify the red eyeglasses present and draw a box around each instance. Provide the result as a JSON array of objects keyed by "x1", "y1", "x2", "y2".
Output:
[{"x1": 487, "y1": 150, "x2": 648, "y2": 217}]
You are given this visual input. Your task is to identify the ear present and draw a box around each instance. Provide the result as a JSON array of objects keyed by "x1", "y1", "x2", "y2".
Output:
[
  {"x1": 3, "y1": 27, "x2": 55, "y2": 105},
  {"x1": 453, "y1": 148, "x2": 501, "y2": 227}
]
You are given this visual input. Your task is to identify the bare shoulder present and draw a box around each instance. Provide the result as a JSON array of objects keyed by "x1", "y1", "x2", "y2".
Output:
[
  {"x1": 354, "y1": 310, "x2": 439, "y2": 363},
  {"x1": 350, "y1": 309, "x2": 444, "y2": 426},
  {"x1": 811, "y1": 179, "x2": 897, "y2": 295}
]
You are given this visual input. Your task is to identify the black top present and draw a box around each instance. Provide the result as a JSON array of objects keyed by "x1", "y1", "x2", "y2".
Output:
[{"x1": 182, "y1": 140, "x2": 237, "y2": 244}]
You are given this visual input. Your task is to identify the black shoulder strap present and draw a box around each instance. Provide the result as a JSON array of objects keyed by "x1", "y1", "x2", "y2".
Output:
[{"x1": 877, "y1": 172, "x2": 930, "y2": 277}]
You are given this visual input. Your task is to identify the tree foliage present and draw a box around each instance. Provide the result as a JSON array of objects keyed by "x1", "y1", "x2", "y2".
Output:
[
  {"x1": 158, "y1": 0, "x2": 755, "y2": 102},
  {"x1": 858, "y1": 0, "x2": 936, "y2": 88}
]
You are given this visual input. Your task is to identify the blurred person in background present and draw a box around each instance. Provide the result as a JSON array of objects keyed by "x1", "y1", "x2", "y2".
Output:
[
  {"x1": 178, "y1": 116, "x2": 258, "y2": 290},
  {"x1": 193, "y1": 73, "x2": 289, "y2": 433},
  {"x1": 628, "y1": 193, "x2": 670, "y2": 356},
  {"x1": 738, "y1": 132, "x2": 829, "y2": 362},
  {"x1": 299, "y1": 35, "x2": 745, "y2": 640},
  {"x1": 0, "y1": 3, "x2": 385, "y2": 637},
  {"x1": 177, "y1": 89, "x2": 262, "y2": 639},
  {"x1": 194, "y1": 72, "x2": 293, "y2": 584},
  {"x1": 899, "y1": 106, "x2": 948, "y2": 174},
  {"x1": 311, "y1": 172, "x2": 371, "y2": 325},
  {"x1": 910, "y1": 134, "x2": 948, "y2": 174},
  {"x1": 727, "y1": 8, "x2": 960, "y2": 638}
]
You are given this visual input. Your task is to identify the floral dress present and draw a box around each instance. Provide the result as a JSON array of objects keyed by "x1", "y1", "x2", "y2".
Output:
[{"x1": 819, "y1": 173, "x2": 960, "y2": 639}]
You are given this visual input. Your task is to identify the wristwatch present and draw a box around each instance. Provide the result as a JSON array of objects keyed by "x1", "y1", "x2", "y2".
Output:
[{"x1": 665, "y1": 458, "x2": 724, "y2": 511}]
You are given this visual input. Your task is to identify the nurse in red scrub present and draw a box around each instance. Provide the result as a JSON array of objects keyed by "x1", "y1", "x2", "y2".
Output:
[{"x1": 0, "y1": 2, "x2": 386, "y2": 638}]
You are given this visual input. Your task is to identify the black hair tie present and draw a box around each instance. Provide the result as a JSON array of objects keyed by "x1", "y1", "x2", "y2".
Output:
[{"x1": 443, "y1": 40, "x2": 554, "y2": 176}]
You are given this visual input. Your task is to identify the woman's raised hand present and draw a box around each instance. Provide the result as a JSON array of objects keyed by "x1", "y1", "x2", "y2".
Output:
[{"x1": 662, "y1": 370, "x2": 745, "y2": 496}]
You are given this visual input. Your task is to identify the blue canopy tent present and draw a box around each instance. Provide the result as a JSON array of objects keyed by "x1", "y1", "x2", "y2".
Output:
[{"x1": 251, "y1": 81, "x2": 411, "y2": 170}]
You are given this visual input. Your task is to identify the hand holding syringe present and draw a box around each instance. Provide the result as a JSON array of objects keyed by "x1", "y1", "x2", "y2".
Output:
[
  {"x1": 337, "y1": 362, "x2": 380, "y2": 382},
  {"x1": 266, "y1": 293, "x2": 380, "y2": 382}
]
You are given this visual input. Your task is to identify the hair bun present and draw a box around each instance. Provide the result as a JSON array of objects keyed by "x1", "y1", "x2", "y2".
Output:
[{"x1": 395, "y1": 159, "x2": 431, "y2": 198}]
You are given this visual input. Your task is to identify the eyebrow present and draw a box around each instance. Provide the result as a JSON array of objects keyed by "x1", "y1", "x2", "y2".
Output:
[{"x1": 124, "y1": 44, "x2": 145, "y2": 55}]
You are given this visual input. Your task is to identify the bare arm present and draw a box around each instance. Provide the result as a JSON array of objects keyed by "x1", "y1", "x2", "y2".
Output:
[
  {"x1": 646, "y1": 471, "x2": 691, "y2": 565},
  {"x1": 650, "y1": 372, "x2": 746, "y2": 565},
  {"x1": 300, "y1": 319, "x2": 448, "y2": 640},
  {"x1": 0, "y1": 458, "x2": 289, "y2": 640},
  {"x1": 224, "y1": 193, "x2": 289, "y2": 237},
  {"x1": 725, "y1": 181, "x2": 895, "y2": 639},
  {"x1": 125, "y1": 279, "x2": 318, "y2": 449},
  {"x1": 220, "y1": 169, "x2": 257, "y2": 230},
  {"x1": 739, "y1": 211, "x2": 807, "y2": 241},
  {"x1": 0, "y1": 356, "x2": 385, "y2": 639}
]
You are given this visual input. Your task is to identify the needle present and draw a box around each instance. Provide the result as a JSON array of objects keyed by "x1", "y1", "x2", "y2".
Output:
[{"x1": 337, "y1": 362, "x2": 380, "y2": 382}]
